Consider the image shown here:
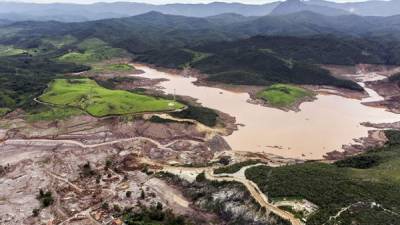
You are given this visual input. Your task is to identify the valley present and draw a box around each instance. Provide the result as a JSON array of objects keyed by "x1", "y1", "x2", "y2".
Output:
[
  {"x1": 131, "y1": 64, "x2": 400, "y2": 159},
  {"x1": 1, "y1": 3, "x2": 400, "y2": 225}
]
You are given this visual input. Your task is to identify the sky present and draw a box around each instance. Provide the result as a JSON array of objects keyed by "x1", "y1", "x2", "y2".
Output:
[{"x1": 1, "y1": 0, "x2": 369, "y2": 4}]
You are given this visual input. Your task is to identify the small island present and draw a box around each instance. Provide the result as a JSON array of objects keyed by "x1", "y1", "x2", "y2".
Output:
[{"x1": 254, "y1": 84, "x2": 316, "y2": 111}]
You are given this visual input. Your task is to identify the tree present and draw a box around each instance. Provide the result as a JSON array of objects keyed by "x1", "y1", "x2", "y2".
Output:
[
  {"x1": 156, "y1": 202, "x2": 163, "y2": 210},
  {"x1": 32, "y1": 208, "x2": 40, "y2": 217},
  {"x1": 140, "y1": 189, "x2": 145, "y2": 199},
  {"x1": 101, "y1": 202, "x2": 109, "y2": 210},
  {"x1": 37, "y1": 189, "x2": 54, "y2": 208},
  {"x1": 219, "y1": 156, "x2": 231, "y2": 166}
]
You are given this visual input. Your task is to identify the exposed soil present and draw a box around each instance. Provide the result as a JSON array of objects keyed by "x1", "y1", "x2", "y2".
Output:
[
  {"x1": 0, "y1": 109, "x2": 232, "y2": 165},
  {"x1": 364, "y1": 75, "x2": 400, "y2": 114},
  {"x1": 324, "y1": 130, "x2": 388, "y2": 160}
]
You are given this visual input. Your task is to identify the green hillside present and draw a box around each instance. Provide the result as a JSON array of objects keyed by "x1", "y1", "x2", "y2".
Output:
[{"x1": 39, "y1": 79, "x2": 184, "y2": 117}]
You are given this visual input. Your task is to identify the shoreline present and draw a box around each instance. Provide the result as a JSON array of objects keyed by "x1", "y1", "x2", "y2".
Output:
[{"x1": 131, "y1": 63, "x2": 400, "y2": 161}]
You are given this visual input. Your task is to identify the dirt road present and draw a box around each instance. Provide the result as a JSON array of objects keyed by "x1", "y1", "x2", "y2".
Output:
[{"x1": 161, "y1": 165, "x2": 304, "y2": 225}]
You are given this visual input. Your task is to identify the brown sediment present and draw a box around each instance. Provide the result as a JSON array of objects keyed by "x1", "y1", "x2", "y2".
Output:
[
  {"x1": 114, "y1": 77, "x2": 168, "y2": 90},
  {"x1": 304, "y1": 85, "x2": 367, "y2": 100},
  {"x1": 132, "y1": 63, "x2": 205, "y2": 79},
  {"x1": 363, "y1": 73, "x2": 400, "y2": 114},
  {"x1": 322, "y1": 64, "x2": 400, "y2": 79},
  {"x1": 361, "y1": 121, "x2": 400, "y2": 130},
  {"x1": 320, "y1": 64, "x2": 358, "y2": 77},
  {"x1": 323, "y1": 130, "x2": 388, "y2": 161}
]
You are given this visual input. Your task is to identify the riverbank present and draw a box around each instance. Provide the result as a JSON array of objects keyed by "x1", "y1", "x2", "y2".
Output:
[{"x1": 131, "y1": 64, "x2": 400, "y2": 160}]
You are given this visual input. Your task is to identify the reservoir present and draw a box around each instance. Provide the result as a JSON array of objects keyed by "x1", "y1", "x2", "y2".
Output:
[{"x1": 133, "y1": 65, "x2": 400, "y2": 159}]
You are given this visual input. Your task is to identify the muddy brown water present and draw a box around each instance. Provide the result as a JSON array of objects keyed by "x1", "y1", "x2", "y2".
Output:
[{"x1": 133, "y1": 65, "x2": 400, "y2": 159}]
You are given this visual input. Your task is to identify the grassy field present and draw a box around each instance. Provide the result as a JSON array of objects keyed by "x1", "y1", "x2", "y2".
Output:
[
  {"x1": 0, "y1": 45, "x2": 26, "y2": 56},
  {"x1": 42, "y1": 35, "x2": 77, "y2": 49},
  {"x1": 256, "y1": 84, "x2": 314, "y2": 108},
  {"x1": 91, "y1": 63, "x2": 134, "y2": 73},
  {"x1": 27, "y1": 106, "x2": 83, "y2": 122},
  {"x1": 39, "y1": 78, "x2": 184, "y2": 117},
  {"x1": 245, "y1": 130, "x2": 400, "y2": 225},
  {"x1": 182, "y1": 49, "x2": 212, "y2": 68},
  {"x1": 58, "y1": 38, "x2": 129, "y2": 64}
]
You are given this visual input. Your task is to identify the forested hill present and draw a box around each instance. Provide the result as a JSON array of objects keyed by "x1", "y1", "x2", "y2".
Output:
[
  {"x1": 3, "y1": 11, "x2": 400, "y2": 51},
  {"x1": 2, "y1": 10, "x2": 400, "y2": 106}
]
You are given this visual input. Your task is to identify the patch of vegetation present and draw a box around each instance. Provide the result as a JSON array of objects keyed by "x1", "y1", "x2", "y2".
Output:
[
  {"x1": 148, "y1": 115, "x2": 177, "y2": 123},
  {"x1": 0, "y1": 107, "x2": 10, "y2": 117},
  {"x1": 148, "y1": 115, "x2": 194, "y2": 125},
  {"x1": 37, "y1": 189, "x2": 54, "y2": 208},
  {"x1": 91, "y1": 63, "x2": 135, "y2": 73},
  {"x1": 95, "y1": 76, "x2": 140, "y2": 90},
  {"x1": 80, "y1": 161, "x2": 96, "y2": 177},
  {"x1": 214, "y1": 160, "x2": 260, "y2": 174},
  {"x1": 26, "y1": 106, "x2": 83, "y2": 122},
  {"x1": 42, "y1": 35, "x2": 77, "y2": 48},
  {"x1": 334, "y1": 155, "x2": 381, "y2": 169},
  {"x1": 385, "y1": 129, "x2": 400, "y2": 145},
  {"x1": 170, "y1": 105, "x2": 218, "y2": 127},
  {"x1": 277, "y1": 205, "x2": 305, "y2": 220},
  {"x1": 0, "y1": 45, "x2": 26, "y2": 56},
  {"x1": 182, "y1": 49, "x2": 212, "y2": 68},
  {"x1": 39, "y1": 78, "x2": 184, "y2": 117},
  {"x1": 256, "y1": 84, "x2": 314, "y2": 108},
  {"x1": 58, "y1": 38, "x2": 129, "y2": 64},
  {"x1": 388, "y1": 73, "x2": 400, "y2": 82},
  {"x1": 121, "y1": 206, "x2": 187, "y2": 225},
  {"x1": 245, "y1": 131, "x2": 400, "y2": 225},
  {"x1": 324, "y1": 202, "x2": 400, "y2": 225}
]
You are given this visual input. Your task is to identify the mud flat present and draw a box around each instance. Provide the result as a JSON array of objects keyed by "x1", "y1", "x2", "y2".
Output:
[{"x1": 133, "y1": 64, "x2": 400, "y2": 160}]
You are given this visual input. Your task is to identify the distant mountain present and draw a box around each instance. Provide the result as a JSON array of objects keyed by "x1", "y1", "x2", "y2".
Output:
[
  {"x1": 157, "y1": 2, "x2": 280, "y2": 17},
  {"x1": 0, "y1": 19, "x2": 12, "y2": 26},
  {"x1": 226, "y1": 11, "x2": 400, "y2": 38},
  {"x1": 0, "y1": 1, "x2": 278, "y2": 22},
  {"x1": 270, "y1": 0, "x2": 350, "y2": 16},
  {"x1": 206, "y1": 13, "x2": 258, "y2": 25},
  {"x1": 307, "y1": 0, "x2": 400, "y2": 17},
  {"x1": 2, "y1": 0, "x2": 399, "y2": 23}
]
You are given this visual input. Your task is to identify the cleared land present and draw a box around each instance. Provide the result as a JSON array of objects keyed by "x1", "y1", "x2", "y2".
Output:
[
  {"x1": 39, "y1": 78, "x2": 184, "y2": 117},
  {"x1": 256, "y1": 84, "x2": 314, "y2": 108},
  {"x1": 58, "y1": 38, "x2": 129, "y2": 64}
]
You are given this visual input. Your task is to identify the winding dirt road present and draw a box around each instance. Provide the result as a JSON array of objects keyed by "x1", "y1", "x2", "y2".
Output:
[
  {"x1": 2, "y1": 136, "x2": 194, "y2": 150},
  {"x1": 161, "y1": 165, "x2": 304, "y2": 225}
]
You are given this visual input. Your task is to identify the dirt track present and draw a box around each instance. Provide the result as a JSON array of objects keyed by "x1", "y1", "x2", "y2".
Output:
[{"x1": 161, "y1": 165, "x2": 304, "y2": 225}]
